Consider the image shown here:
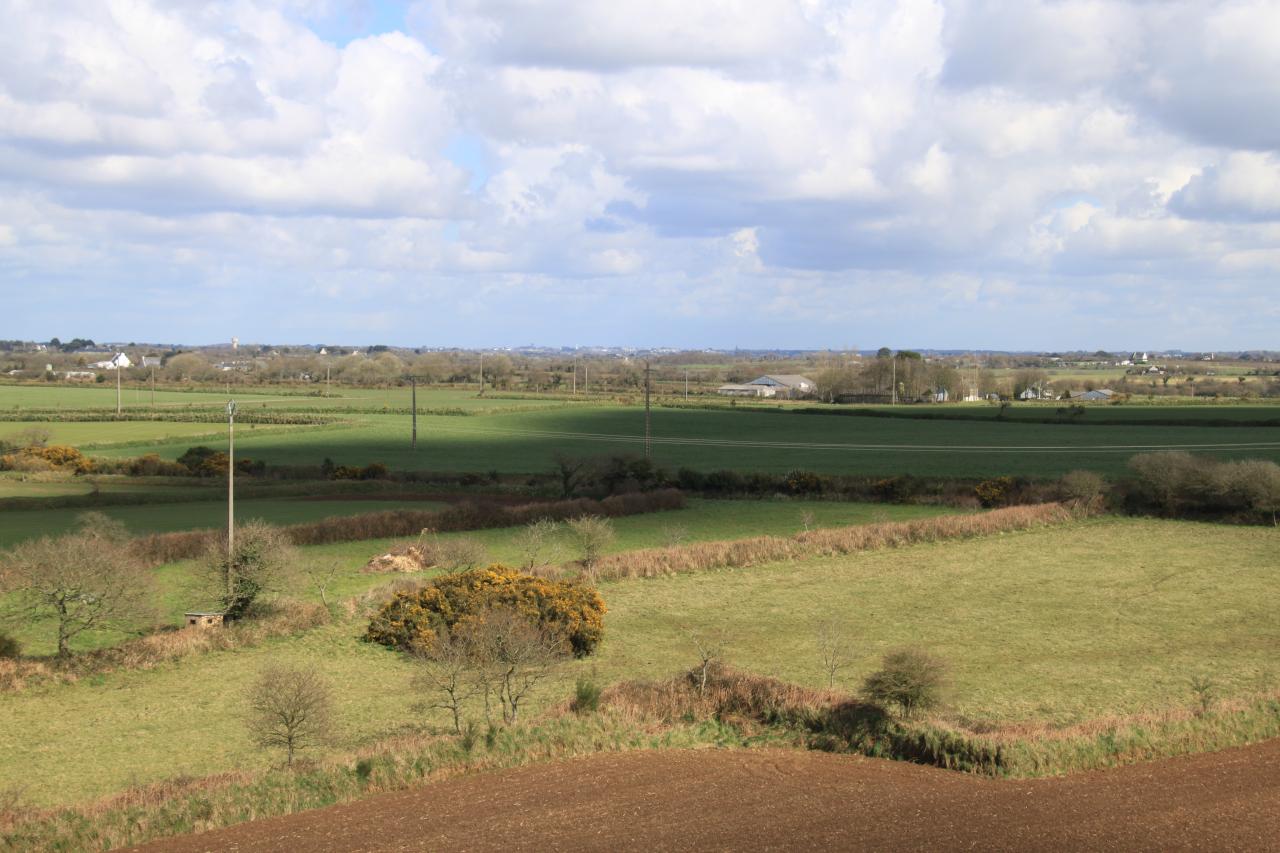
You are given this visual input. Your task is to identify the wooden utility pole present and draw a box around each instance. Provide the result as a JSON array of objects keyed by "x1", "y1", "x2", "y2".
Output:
[
  {"x1": 411, "y1": 377, "x2": 417, "y2": 450},
  {"x1": 891, "y1": 357, "x2": 897, "y2": 405},
  {"x1": 115, "y1": 364, "x2": 122, "y2": 416},
  {"x1": 572, "y1": 358, "x2": 577, "y2": 395},
  {"x1": 644, "y1": 361, "x2": 652, "y2": 459},
  {"x1": 584, "y1": 361, "x2": 589, "y2": 394},
  {"x1": 227, "y1": 400, "x2": 237, "y2": 566},
  {"x1": 150, "y1": 367, "x2": 155, "y2": 408},
  {"x1": 478, "y1": 353, "x2": 484, "y2": 396},
  {"x1": 684, "y1": 369, "x2": 689, "y2": 400}
]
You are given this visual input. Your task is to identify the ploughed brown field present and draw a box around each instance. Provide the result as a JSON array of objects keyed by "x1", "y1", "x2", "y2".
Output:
[{"x1": 129, "y1": 741, "x2": 1280, "y2": 852}]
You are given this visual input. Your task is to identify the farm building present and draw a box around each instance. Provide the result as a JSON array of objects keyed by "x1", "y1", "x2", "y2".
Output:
[
  {"x1": 747, "y1": 375, "x2": 816, "y2": 398},
  {"x1": 88, "y1": 353, "x2": 131, "y2": 370},
  {"x1": 717, "y1": 383, "x2": 776, "y2": 398},
  {"x1": 184, "y1": 611, "x2": 224, "y2": 629},
  {"x1": 1068, "y1": 388, "x2": 1115, "y2": 401}
]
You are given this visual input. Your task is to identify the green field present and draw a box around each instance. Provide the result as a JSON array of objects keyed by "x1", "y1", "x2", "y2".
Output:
[
  {"x1": 0, "y1": 499, "x2": 951, "y2": 655},
  {"x1": 2, "y1": 516, "x2": 1275, "y2": 806},
  {"x1": 5, "y1": 382, "x2": 1280, "y2": 479},
  {"x1": 79, "y1": 406, "x2": 1280, "y2": 478}
]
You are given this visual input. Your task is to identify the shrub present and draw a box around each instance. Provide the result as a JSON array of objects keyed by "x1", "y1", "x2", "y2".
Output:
[
  {"x1": 565, "y1": 515, "x2": 616, "y2": 571},
  {"x1": 0, "y1": 632, "x2": 19, "y2": 660},
  {"x1": 571, "y1": 674, "x2": 603, "y2": 714},
  {"x1": 428, "y1": 536, "x2": 489, "y2": 574},
  {"x1": 783, "y1": 470, "x2": 824, "y2": 495},
  {"x1": 861, "y1": 648, "x2": 948, "y2": 718},
  {"x1": 974, "y1": 476, "x2": 1015, "y2": 508},
  {"x1": 365, "y1": 565, "x2": 606, "y2": 658},
  {"x1": 177, "y1": 445, "x2": 219, "y2": 474},
  {"x1": 1058, "y1": 470, "x2": 1107, "y2": 507}
]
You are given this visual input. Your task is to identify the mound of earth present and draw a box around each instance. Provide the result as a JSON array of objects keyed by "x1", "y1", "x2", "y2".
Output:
[{"x1": 128, "y1": 740, "x2": 1280, "y2": 852}]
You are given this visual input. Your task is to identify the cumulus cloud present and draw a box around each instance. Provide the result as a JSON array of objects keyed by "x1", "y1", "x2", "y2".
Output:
[{"x1": 0, "y1": 0, "x2": 1276, "y2": 348}]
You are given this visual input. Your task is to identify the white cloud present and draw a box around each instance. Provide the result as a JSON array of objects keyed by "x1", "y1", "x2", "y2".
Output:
[{"x1": 0, "y1": 0, "x2": 1277, "y2": 348}]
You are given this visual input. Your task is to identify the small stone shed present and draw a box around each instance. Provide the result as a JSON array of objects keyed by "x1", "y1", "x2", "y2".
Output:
[{"x1": 184, "y1": 611, "x2": 225, "y2": 629}]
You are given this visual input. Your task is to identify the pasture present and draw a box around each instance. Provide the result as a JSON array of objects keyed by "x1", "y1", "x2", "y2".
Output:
[
  {"x1": 1, "y1": 516, "x2": 1275, "y2": 806},
  {"x1": 0, "y1": 498, "x2": 949, "y2": 655}
]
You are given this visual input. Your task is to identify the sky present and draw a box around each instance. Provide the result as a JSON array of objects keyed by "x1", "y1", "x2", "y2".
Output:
[{"x1": 1, "y1": 0, "x2": 1278, "y2": 351}]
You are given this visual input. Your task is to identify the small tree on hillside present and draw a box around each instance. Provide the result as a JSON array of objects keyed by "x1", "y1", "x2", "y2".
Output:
[
  {"x1": 201, "y1": 520, "x2": 297, "y2": 619},
  {"x1": 512, "y1": 519, "x2": 562, "y2": 571},
  {"x1": 861, "y1": 648, "x2": 948, "y2": 718},
  {"x1": 412, "y1": 627, "x2": 481, "y2": 734},
  {"x1": 245, "y1": 665, "x2": 334, "y2": 766},
  {"x1": 464, "y1": 608, "x2": 568, "y2": 724},
  {"x1": 0, "y1": 513, "x2": 156, "y2": 658},
  {"x1": 566, "y1": 515, "x2": 615, "y2": 572},
  {"x1": 815, "y1": 617, "x2": 853, "y2": 689},
  {"x1": 551, "y1": 453, "x2": 592, "y2": 498}
]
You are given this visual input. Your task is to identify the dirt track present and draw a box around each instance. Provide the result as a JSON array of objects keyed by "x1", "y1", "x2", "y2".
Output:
[{"x1": 130, "y1": 740, "x2": 1280, "y2": 852}]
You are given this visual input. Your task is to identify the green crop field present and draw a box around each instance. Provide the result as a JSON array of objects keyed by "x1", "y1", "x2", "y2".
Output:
[
  {"x1": 6, "y1": 381, "x2": 1280, "y2": 480},
  {"x1": 79, "y1": 405, "x2": 1280, "y2": 478},
  {"x1": 1, "y1": 516, "x2": 1275, "y2": 806}
]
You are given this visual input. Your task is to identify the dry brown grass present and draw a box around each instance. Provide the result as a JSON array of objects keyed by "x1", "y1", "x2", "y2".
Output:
[
  {"x1": 599, "y1": 662, "x2": 843, "y2": 730},
  {"x1": 586, "y1": 502, "x2": 1079, "y2": 581}
]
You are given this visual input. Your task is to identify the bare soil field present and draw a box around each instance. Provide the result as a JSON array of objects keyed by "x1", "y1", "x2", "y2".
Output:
[{"x1": 130, "y1": 740, "x2": 1280, "y2": 852}]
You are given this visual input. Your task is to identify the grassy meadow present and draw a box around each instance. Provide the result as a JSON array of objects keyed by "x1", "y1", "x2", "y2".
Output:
[
  {"x1": 0, "y1": 498, "x2": 949, "y2": 655},
  {"x1": 1, "y1": 516, "x2": 1277, "y2": 806}
]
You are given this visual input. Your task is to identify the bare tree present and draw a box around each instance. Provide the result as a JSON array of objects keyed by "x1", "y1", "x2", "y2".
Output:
[
  {"x1": 512, "y1": 519, "x2": 562, "y2": 571},
  {"x1": 799, "y1": 510, "x2": 816, "y2": 533},
  {"x1": 462, "y1": 608, "x2": 567, "y2": 724},
  {"x1": 0, "y1": 513, "x2": 156, "y2": 658},
  {"x1": 411, "y1": 628, "x2": 482, "y2": 734},
  {"x1": 551, "y1": 453, "x2": 592, "y2": 498},
  {"x1": 660, "y1": 524, "x2": 690, "y2": 548},
  {"x1": 300, "y1": 558, "x2": 342, "y2": 609},
  {"x1": 245, "y1": 665, "x2": 334, "y2": 765},
  {"x1": 565, "y1": 515, "x2": 616, "y2": 572},
  {"x1": 815, "y1": 617, "x2": 853, "y2": 689},
  {"x1": 683, "y1": 625, "x2": 727, "y2": 697},
  {"x1": 434, "y1": 536, "x2": 489, "y2": 573}
]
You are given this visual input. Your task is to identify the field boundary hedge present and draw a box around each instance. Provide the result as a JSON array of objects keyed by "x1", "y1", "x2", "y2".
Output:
[
  {"x1": 583, "y1": 502, "x2": 1078, "y2": 581},
  {"x1": 126, "y1": 489, "x2": 686, "y2": 565}
]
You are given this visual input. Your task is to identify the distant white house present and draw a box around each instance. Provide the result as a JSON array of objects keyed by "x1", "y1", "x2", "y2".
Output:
[
  {"x1": 747, "y1": 375, "x2": 816, "y2": 398},
  {"x1": 717, "y1": 383, "x2": 776, "y2": 398},
  {"x1": 62, "y1": 370, "x2": 96, "y2": 380},
  {"x1": 88, "y1": 353, "x2": 131, "y2": 370},
  {"x1": 1018, "y1": 386, "x2": 1053, "y2": 401}
]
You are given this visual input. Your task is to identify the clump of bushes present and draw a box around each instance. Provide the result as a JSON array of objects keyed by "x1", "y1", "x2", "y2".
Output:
[
  {"x1": 861, "y1": 648, "x2": 948, "y2": 718},
  {"x1": 1126, "y1": 452, "x2": 1280, "y2": 523},
  {"x1": 174, "y1": 446, "x2": 264, "y2": 477},
  {"x1": 974, "y1": 476, "x2": 1015, "y2": 508},
  {"x1": 365, "y1": 565, "x2": 606, "y2": 658},
  {"x1": 330, "y1": 462, "x2": 389, "y2": 481},
  {"x1": 0, "y1": 445, "x2": 93, "y2": 474},
  {"x1": 0, "y1": 632, "x2": 20, "y2": 660}
]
